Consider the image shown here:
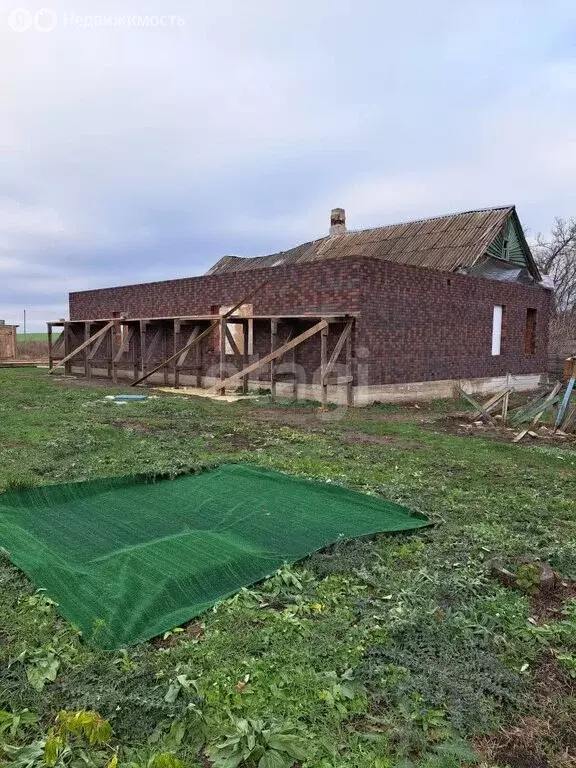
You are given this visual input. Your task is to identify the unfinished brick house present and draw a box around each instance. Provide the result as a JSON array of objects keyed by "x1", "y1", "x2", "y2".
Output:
[{"x1": 51, "y1": 205, "x2": 553, "y2": 404}]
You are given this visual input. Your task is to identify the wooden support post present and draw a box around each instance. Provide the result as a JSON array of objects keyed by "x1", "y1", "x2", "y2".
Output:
[
  {"x1": 47, "y1": 324, "x2": 53, "y2": 370},
  {"x1": 345, "y1": 319, "x2": 353, "y2": 407},
  {"x1": 131, "y1": 323, "x2": 139, "y2": 379},
  {"x1": 270, "y1": 319, "x2": 278, "y2": 399},
  {"x1": 209, "y1": 319, "x2": 328, "y2": 394},
  {"x1": 173, "y1": 320, "x2": 181, "y2": 388},
  {"x1": 84, "y1": 322, "x2": 91, "y2": 379},
  {"x1": 320, "y1": 322, "x2": 328, "y2": 409},
  {"x1": 64, "y1": 323, "x2": 72, "y2": 375},
  {"x1": 502, "y1": 373, "x2": 511, "y2": 425},
  {"x1": 111, "y1": 321, "x2": 120, "y2": 383},
  {"x1": 242, "y1": 319, "x2": 249, "y2": 394},
  {"x1": 130, "y1": 281, "x2": 268, "y2": 387},
  {"x1": 162, "y1": 325, "x2": 169, "y2": 386},
  {"x1": 175, "y1": 325, "x2": 200, "y2": 387},
  {"x1": 322, "y1": 320, "x2": 353, "y2": 383},
  {"x1": 219, "y1": 315, "x2": 227, "y2": 395},
  {"x1": 139, "y1": 320, "x2": 147, "y2": 381},
  {"x1": 49, "y1": 320, "x2": 115, "y2": 374},
  {"x1": 113, "y1": 326, "x2": 135, "y2": 371},
  {"x1": 224, "y1": 325, "x2": 242, "y2": 359},
  {"x1": 457, "y1": 387, "x2": 498, "y2": 426},
  {"x1": 196, "y1": 331, "x2": 203, "y2": 388}
]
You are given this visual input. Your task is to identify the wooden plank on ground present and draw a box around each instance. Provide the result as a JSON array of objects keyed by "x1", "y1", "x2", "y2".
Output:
[
  {"x1": 209, "y1": 319, "x2": 328, "y2": 394},
  {"x1": 555, "y1": 375, "x2": 575, "y2": 429},
  {"x1": 471, "y1": 388, "x2": 512, "y2": 420},
  {"x1": 457, "y1": 387, "x2": 497, "y2": 426},
  {"x1": 49, "y1": 320, "x2": 114, "y2": 373}
]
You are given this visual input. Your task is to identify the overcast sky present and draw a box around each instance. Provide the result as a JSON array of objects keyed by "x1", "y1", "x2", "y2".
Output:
[{"x1": 1, "y1": 1, "x2": 576, "y2": 330}]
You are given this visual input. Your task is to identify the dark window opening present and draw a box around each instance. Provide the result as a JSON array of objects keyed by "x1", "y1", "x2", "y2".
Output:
[
  {"x1": 503, "y1": 238, "x2": 509, "y2": 259},
  {"x1": 524, "y1": 308, "x2": 537, "y2": 355}
]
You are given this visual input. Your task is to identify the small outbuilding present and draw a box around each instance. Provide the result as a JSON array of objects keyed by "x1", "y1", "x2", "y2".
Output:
[{"x1": 0, "y1": 322, "x2": 18, "y2": 362}]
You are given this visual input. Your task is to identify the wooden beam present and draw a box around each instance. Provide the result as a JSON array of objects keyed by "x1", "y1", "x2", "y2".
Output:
[
  {"x1": 139, "y1": 320, "x2": 147, "y2": 381},
  {"x1": 113, "y1": 326, "x2": 135, "y2": 363},
  {"x1": 84, "y1": 322, "x2": 91, "y2": 378},
  {"x1": 471, "y1": 388, "x2": 513, "y2": 420},
  {"x1": 345, "y1": 319, "x2": 353, "y2": 407},
  {"x1": 50, "y1": 331, "x2": 65, "y2": 358},
  {"x1": 457, "y1": 387, "x2": 497, "y2": 426},
  {"x1": 219, "y1": 315, "x2": 227, "y2": 395},
  {"x1": 242, "y1": 318, "x2": 249, "y2": 394},
  {"x1": 130, "y1": 280, "x2": 268, "y2": 386},
  {"x1": 88, "y1": 324, "x2": 111, "y2": 360},
  {"x1": 177, "y1": 326, "x2": 201, "y2": 368},
  {"x1": 47, "y1": 323, "x2": 53, "y2": 369},
  {"x1": 111, "y1": 320, "x2": 120, "y2": 383},
  {"x1": 320, "y1": 323, "x2": 328, "y2": 409},
  {"x1": 225, "y1": 325, "x2": 242, "y2": 359},
  {"x1": 209, "y1": 319, "x2": 328, "y2": 394},
  {"x1": 322, "y1": 320, "x2": 352, "y2": 383},
  {"x1": 270, "y1": 319, "x2": 278, "y2": 399},
  {"x1": 144, "y1": 326, "x2": 164, "y2": 362},
  {"x1": 49, "y1": 320, "x2": 114, "y2": 373},
  {"x1": 501, "y1": 391, "x2": 510, "y2": 426},
  {"x1": 64, "y1": 324, "x2": 73, "y2": 375},
  {"x1": 173, "y1": 320, "x2": 181, "y2": 388}
]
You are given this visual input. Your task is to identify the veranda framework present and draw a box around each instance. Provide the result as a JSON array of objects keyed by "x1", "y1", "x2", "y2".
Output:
[{"x1": 47, "y1": 310, "x2": 357, "y2": 407}]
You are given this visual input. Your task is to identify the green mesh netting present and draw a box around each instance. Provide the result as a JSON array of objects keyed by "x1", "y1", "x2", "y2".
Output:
[{"x1": 0, "y1": 464, "x2": 428, "y2": 648}]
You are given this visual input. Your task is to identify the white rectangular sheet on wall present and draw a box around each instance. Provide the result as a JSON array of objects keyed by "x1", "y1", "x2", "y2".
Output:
[{"x1": 492, "y1": 305, "x2": 503, "y2": 356}]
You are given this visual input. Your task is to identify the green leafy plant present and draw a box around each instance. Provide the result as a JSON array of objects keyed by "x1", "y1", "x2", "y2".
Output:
[
  {"x1": 555, "y1": 652, "x2": 576, "y2": 678},
  {"x1": 206, "y1": 717, "x2": 311, "y2": 768},
  {"x1": 515, "y1": 563, "x2": 541, "y2": 595},
  {"x1": 16, "y1": 647, "x2": 61, "y2": 692},
  {"x1": 0, "y1": 709, "x2": 38, "y2": 739}
]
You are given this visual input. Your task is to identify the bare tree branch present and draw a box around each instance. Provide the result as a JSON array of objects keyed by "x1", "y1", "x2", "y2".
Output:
[{"x1": 532, "y1": 217, "x2": 576, "y2": 309}]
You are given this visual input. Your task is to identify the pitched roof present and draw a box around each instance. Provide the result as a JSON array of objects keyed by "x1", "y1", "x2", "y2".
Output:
[{"x1": 206, "y1": 205, "x2": 540, "y2": 279}]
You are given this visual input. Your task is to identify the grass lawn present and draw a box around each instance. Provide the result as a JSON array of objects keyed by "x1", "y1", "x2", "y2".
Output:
[{"x1": 0, "y1": 369, "x2": 575, "y2": 768}]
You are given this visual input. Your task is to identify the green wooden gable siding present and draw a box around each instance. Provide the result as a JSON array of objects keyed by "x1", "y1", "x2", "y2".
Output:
[
  {"x1": 486, "y1": 231, "x2": 505, "y2": 260},
  {"x1": 484, "y1": 214, "x2": 532, "y2": 269}
]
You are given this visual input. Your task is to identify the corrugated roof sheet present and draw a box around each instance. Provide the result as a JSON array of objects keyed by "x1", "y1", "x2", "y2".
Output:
[{"x1": 206, "y1": 206, "x2": 518, "y2": 276}]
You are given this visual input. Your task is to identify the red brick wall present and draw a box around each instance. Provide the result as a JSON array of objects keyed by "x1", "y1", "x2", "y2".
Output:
[
  {"x1": 69, "y1": 260, "x2": 363, "y2": 320},
  {"x1": 69, "y1": 256, "x2": 551, "y2": 385},
  {"x1": 357, "y1": 260, "x2": 551, "y2": 384}
]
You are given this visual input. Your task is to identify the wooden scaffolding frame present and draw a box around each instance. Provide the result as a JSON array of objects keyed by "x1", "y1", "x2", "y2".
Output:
[{"x1": 47, "y1": 311, "x2": 357, "y2": 406}]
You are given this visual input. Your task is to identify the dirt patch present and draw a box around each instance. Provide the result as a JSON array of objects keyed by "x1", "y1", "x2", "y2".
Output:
[
  {"x1": 431, "y1": 414, "x2": 576, "y2": 448},
  {"x1": 54, "y1": 376, "x2": 138, "y2": 391},
  {"x1": 475, "y1": 716, "x2": 554, "y2": 768},
  {"x1": 151, "y1": 621, "x2": 205, "y2": 649},
  {"x1": 534, "y1": 655, "x2": 576, "y2": 699},
  {"x1": 341, "y1": 431, "x2": 428, "y2": 450},
  {"x1": 248, "y1": 409, "x2": 325, "y2": 428},
  {"x1": 531, "y1": 579, "x2": 576, "y2": 624}
]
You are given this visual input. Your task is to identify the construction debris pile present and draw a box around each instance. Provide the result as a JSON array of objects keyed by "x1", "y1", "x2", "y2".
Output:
[{"x1": 458, "y1": 360, "x2": 576, "y2": 443}]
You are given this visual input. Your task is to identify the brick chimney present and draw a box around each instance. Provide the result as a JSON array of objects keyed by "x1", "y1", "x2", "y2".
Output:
[{"x1": 329, "y1": 207, "x2": 346, "y2": 236}]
